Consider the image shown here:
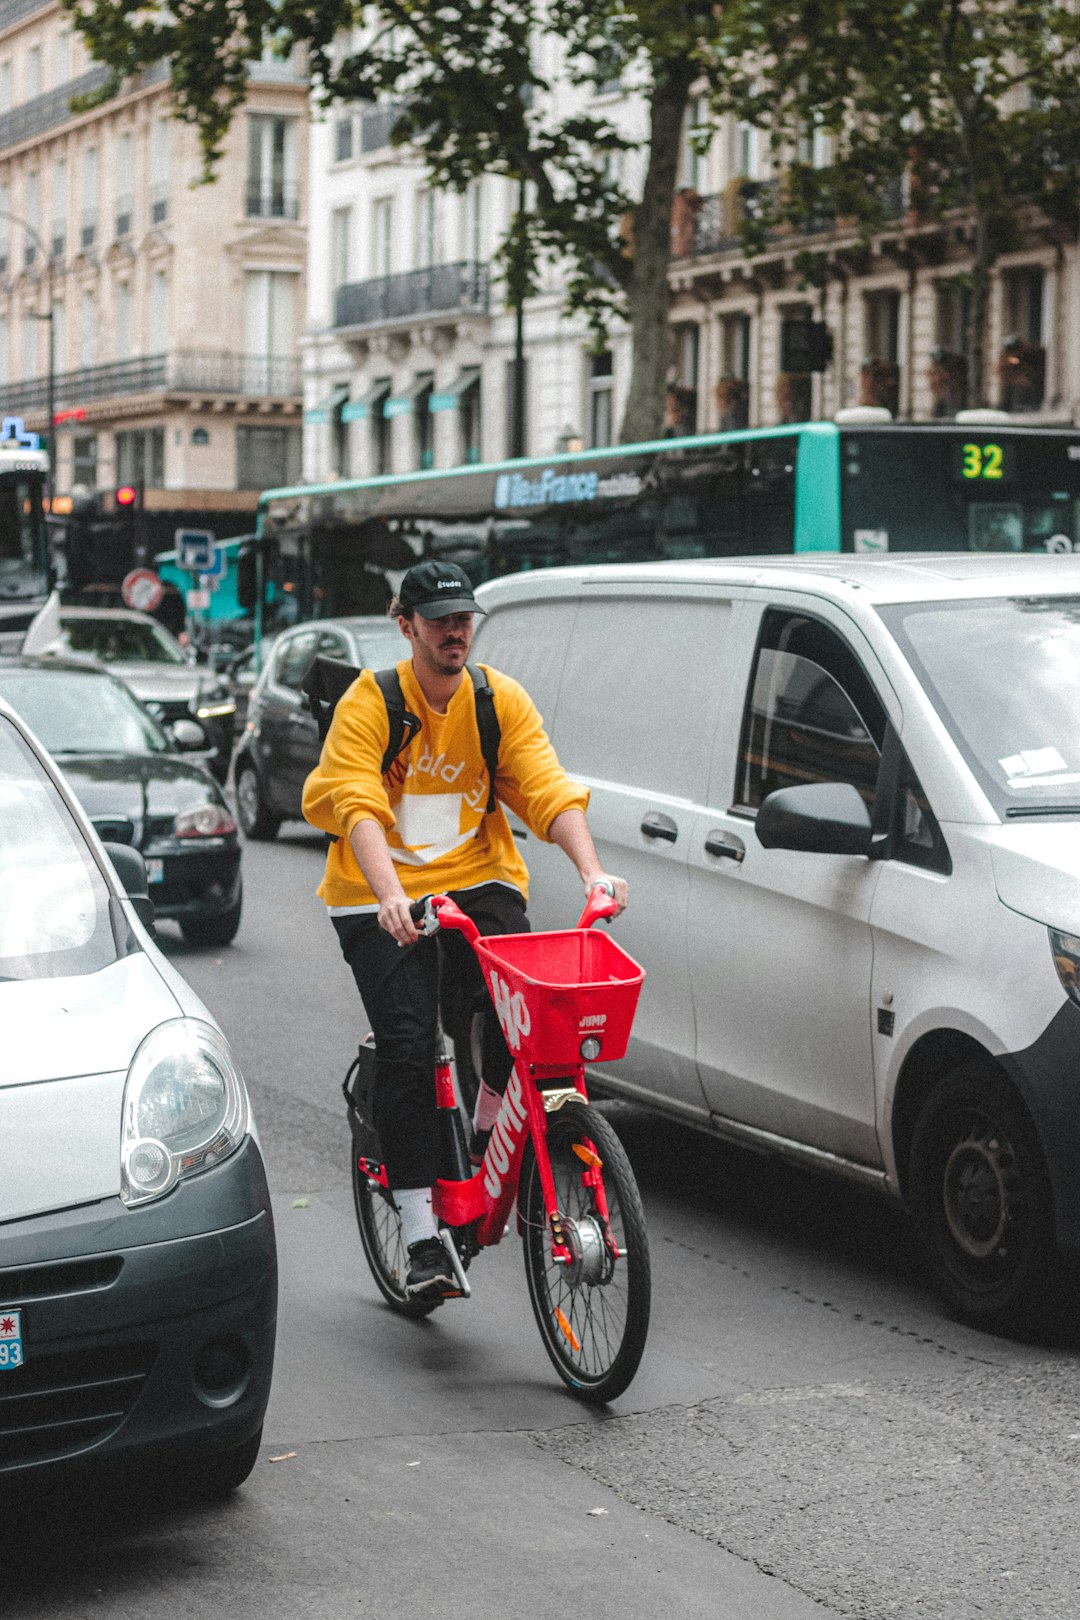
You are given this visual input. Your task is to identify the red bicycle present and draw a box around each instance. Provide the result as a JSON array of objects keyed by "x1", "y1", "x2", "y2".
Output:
[{"x1": 346, "y1": 885, "x2": 651, "y2": 1404}]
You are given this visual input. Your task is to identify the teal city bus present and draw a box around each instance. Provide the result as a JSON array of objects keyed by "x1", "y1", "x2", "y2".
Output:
[{"x1": 243, "y1": 414, "x2": 1080, "y2": 647}]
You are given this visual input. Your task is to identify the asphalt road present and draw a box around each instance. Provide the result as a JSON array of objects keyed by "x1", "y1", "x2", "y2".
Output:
[{"x1": 7, "y1": 826, "x2": 1080, "y2": 1620}]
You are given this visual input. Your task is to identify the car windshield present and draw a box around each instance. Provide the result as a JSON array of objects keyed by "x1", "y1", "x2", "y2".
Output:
[
  {"x1": 0, "y1": 668, "x2": 170, "y2": 755},
  {"x1": 0, "y1": 716, "x2": 117, "y2": 980},
  {"x1": 60, "y1": 616, "x2": 186, "y2": 665},
  {"x1": 879, "y1": 594, "x2": 1080, "y2": 817}
]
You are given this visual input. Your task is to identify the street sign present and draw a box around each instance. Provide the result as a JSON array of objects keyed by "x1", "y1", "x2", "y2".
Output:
[
  {"x1": 186, "y1": 587, "x2": 211, "y2": 611},
  {"x1": 121, "y1": 568, "x2": 164, "y2": 613},
  {"x1": 199, "y1": 544, "x2": 226, "y2": 580},
  {"x1": 176, "y1": 528, "x2": 216, "y2": 572}
]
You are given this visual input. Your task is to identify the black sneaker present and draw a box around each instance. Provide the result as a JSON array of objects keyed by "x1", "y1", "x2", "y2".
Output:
[
  {"x1": 405, "y1": 1237, "x2": 456, "y2": 1298},
  {"x1": 468, "y1": 1127, "x2": 491, "y2": 1168}
]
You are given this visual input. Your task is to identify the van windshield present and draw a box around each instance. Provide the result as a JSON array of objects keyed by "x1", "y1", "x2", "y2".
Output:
[{"x1": 879, "y1": 594, "x2": 1080, "y2": 817}]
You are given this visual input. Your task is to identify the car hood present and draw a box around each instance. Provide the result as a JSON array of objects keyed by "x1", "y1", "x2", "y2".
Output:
[
  {"x1": 989, "y1": 823, "x2": 1080, "y2": 933},
  {"x1": 103, "y1": 662, "x2": 202, "y2": 702},
  {"x1": 55, "y1": 752, "x2": 223, "y2": 835},
  {"x1": 1, "y1": 954, "x2": 184, "y2": 1222}
]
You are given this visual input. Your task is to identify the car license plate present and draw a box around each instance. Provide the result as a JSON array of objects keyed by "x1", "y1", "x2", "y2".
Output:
[
  {"x1": 0, "y1": 1310, "x2": 24, "y2": 1370},
  {"x1": 146, "y1": 858, "x2": 164, "y2": 884}
]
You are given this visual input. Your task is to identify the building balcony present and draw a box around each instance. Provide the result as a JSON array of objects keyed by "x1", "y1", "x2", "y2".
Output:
[
  {"x1": 360, "y1": 103, "x2": 407, "y2": 153},
  {"x1": 2, "y1": 350, "x2": 302, "y2": 415},
  {"x1": 0, "y1": 61, "x2": 167, "y2": 154},
  {"x1": 333, "y1": 261, "x2": 489, "y2": 333},
  {"x1": 245, "y1": 180, "x2": 301, "y2": 221}
]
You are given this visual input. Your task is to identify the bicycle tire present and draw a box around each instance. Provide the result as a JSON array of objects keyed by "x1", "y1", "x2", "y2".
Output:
[
  {"x1": 351, "y1": 1156, "x2": 442, "y2": 1320},
  {"x1": 520, "y1": 1103, "x2": 650, "y2": 1404}
]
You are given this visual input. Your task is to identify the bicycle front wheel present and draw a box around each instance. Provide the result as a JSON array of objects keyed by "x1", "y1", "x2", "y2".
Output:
[
  {"x1": 520, "y1": 1103, "x2": 650, "y2": 1404},
  {"x1": 351, "y1": 1158, "x2": 442, "y2": 1320}
]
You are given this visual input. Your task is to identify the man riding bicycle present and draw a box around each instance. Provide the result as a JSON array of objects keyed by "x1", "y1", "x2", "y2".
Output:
[{"x1": 302, "y1": 560, "x2": 627, "y2": 1301}]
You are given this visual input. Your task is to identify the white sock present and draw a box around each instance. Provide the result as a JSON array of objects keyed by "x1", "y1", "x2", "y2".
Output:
[
  {"x1": 472, "y1": 1079, "x2": 502, "y2": 1135},
  {"x1": 395, "y1": 1187, "x2": 438, "y2": 1248}
]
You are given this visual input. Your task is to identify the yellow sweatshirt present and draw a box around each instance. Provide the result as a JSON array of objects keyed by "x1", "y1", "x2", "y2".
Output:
[{"x1": 301, "y1": 659, "x2": 589, "y2": 910}]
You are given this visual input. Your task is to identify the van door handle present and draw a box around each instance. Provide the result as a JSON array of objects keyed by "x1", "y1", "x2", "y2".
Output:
[
  {"x1": 704, "y1": 830, "x2": 745, "y2": 863},
  {"x1": 641, "y1": 813, "x2": 678, "y2": 844}
]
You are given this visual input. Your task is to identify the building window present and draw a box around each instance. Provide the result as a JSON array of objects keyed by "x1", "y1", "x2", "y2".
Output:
[
  {"x1": 51, "y1": 160, "x2": 66, "y2": 258},
  {"x1": 244, "y1": 269, "x2": 298, "y2": 392},
  {"x1": 680, "y1": 97, "x2": 709, "y2": 193},
  {"x1": 330, "y1": 205, "x2": 352, "y2": 292},
  {"x1": 332, "y1": 398, "x2": 350, "y2": 479},
  {"x1": 669, "y1": 325, "x2": 699, "y2": 435},
  {"x1": 116, "y1": 133, "x2": 133, "y2": 237},
  {"x1": 588, "y1": 351, "x2": 614, "y2": 448},
  {"x1": 246, "y1": 114, "x2": 298, "y2": 219},
  {"x1": 115, "y1": 281, "x2": 132, "y2": 360},
  {"x1": 717, "y1": 313, "x2": 751, "y2": 428},
  {"x1": 1000, "y1": 267, "x2": 1046, "y2": 412},
  {"x1": 81, "y1": 147, "x2": 98, "y2": 248},
  {"x1": 371, "y1": 377, "x2": 392, "y2": 475},
  {"x1": 151, "y1": 119, "x2": 169, "y2": 224},
  {"x1": 413, "y1": 373, "x2": 434, "y2": 469},
  {"x1": 0, "y1": 61, "x2": 12, "y2": 115},
  {"x1": 79, "y1": 289, "x2": 96, "y2": 367},
  {"x1": 72, "y1": 433, "x2": 97, "y2": 490},
  {"x1": 734, "y1": 121, "x2": 762, "y2": 181},
  {"x1": 415, "y1": 191, "x2": 439, "y2": 270},
  {"x1": 53, "y1": 30, "x2": 71, "y2": 88},
  {"x1": 116, "y1": 426, "x2": 165, "y2": 488},
  {"x1": 861, "y1": 289, "x2": 902, "y2": 414},
  {"x1": 236, "y1": 424, "x2": 301, "y2": 489},
  {"x1": 22, "y1": 172, "x2": 38, "y2": 267},
  {"x1": 25, "y1": 44, "x2": 40, "y2": 102},
  {"x1": 334, "y1": 115, "x2": 354, "y2": 163},
  {"x1": 372, "y1": 198, "x2": 394, "y2": 277},
  {"x1": 149, "y1": 270, "x2": 168, "y2": 353}
]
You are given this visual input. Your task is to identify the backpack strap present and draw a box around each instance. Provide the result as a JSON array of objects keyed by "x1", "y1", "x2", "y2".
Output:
[
  {"x1": 466, "y1": 663, "x2": 502, "y2": 814},
  {"x1": 374, "y1": 666, "x2": 421, "y2": 776}
]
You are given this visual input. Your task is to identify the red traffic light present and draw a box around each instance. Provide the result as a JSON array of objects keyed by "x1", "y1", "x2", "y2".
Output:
[{"x1": 116, "y1": 484, "x2": 138, "y2": 507}]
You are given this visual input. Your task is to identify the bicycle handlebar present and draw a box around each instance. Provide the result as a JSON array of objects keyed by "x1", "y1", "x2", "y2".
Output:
[{"x1": 408, "y1": 880, "x2": 617, "y2": 941}]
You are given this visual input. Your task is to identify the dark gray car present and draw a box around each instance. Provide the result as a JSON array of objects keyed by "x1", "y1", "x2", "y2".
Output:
[{"x1": 233, "y1": 615, "x2": 405, "y2": 840}]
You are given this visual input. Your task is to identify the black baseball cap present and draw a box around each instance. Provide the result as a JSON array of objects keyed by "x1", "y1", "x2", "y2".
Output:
[{"x1": 397, "y1": 560, "x2": 485, "y2": 619}]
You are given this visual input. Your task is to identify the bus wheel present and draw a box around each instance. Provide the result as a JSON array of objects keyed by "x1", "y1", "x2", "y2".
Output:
[{"x1": 236, "y1": 763, "x2": 281, "y2": 842}]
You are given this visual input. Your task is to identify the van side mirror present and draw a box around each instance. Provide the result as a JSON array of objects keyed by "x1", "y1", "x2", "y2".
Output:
[
  {"x1": 755, "y1": 781, "x2": 872, "y2": 857},
  {"x1": 102, "y1": 841, "x2": 156, "y2": 930}
]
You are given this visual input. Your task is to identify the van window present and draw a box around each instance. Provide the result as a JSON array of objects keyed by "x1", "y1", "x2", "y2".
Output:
[
  {"x1": 555, "y1": 595, "x2": 731, "y2": 798},
  {"x1": 474, "y1": 598, "x2": 578, "y2": 725},
  {"x1": 735, "y1": 611, "x2": 885, "y2": 811}
]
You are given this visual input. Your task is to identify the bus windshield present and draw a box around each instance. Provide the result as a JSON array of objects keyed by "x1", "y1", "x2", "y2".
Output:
[{"x1": 0, "y1": 472, "x2": 48, "y2": 601}]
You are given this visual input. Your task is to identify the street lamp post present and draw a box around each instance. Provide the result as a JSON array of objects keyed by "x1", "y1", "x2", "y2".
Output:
[{"x1": 0, "y1": 207, "x2": 56, "y2": 511}]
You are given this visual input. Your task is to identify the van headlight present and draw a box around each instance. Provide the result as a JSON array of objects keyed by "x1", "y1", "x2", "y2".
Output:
[
  {"x1": 1049, "y1": 929, "x2": 1080, "y2": 1008},
  {"x1": 120, "y1": 1019, "x2": 249, "y2": 1206}
]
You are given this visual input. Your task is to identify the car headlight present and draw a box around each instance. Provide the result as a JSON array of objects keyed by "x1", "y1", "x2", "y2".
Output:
[
  {"x1": 121, "y1": 1019, "x2": 249, "y2": 1206},
  {"x1": 175, "y1": 803, "x2": 237, "y2": 838},
  {"x1": 194, "y1": 682, "x2": 236, "y2": 720},
  {"x1": 1049, "y1": 929, "x2": 1080, "y2": 1007}
]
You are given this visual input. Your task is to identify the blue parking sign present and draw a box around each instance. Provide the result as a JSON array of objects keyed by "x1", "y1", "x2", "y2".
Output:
[{"x1": 176, "y1": 529, "x2": 215, "y2": 572}]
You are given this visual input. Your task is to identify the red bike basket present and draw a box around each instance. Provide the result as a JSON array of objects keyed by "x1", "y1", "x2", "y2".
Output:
[{"x1": 474, "y1": 929, "x2": 644, "y2": 1068}]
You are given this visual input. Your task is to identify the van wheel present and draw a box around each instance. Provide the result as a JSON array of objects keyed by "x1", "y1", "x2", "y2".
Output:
[
  {"x1": 908, "y1": 1061, "x2": 1058, "y2": 1326},
  {"x1": 236, "y1": 763, "x2": 280, "y2": 841}
]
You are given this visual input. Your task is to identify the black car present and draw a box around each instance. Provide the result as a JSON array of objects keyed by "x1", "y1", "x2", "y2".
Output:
[
  {"x1": 233, "y1": 615, "x2": 405, "y2": 839},
  {"x1": 0, "y1": 658, "x2": 243, "y2": 945}
]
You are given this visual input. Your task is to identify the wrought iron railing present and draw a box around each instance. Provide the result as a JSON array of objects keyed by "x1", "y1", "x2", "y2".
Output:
[
  {"x1": 334, "y1": 261, "x2": 489, "y2": 330},
  {"x1": 245, "y1": 180, "x2": 300, "y2": 220},
  {"x1": 361, "y1": 102, "x2": 407, "y2": 153},
  {"x1": 1, "y1": 350, "x2": 302, "y2": 413},
  {"x1": 0, "y1": 61, "x2": 168, "y2": 154}
]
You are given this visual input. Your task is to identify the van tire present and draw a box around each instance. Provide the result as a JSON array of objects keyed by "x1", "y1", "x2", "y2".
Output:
[
  {"x1": 908, "y1": 1061, "x2": 1058, "y2": 1326},
  {"x1": 236, "y1": 762, "x2": 281, "y2": 841}
]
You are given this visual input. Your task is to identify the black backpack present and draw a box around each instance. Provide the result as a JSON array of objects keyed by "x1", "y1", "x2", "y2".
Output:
[{"x1": 301, "y1": 655, "x2": 501, "y2": 814}]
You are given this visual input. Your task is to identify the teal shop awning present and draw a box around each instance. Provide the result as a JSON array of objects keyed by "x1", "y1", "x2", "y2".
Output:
[
  {"x1": 342, "y1": 379, "x2": 391, "y2": 423},
  {"x1": 384, "y1": 375, "x2": 434, "y2": 419},
  {"x1": 304, "y1": 382, "x2": 350, "y2": 425},
  {"x1": 429, "y1": 367, "x2": 480, "y2": 412}
]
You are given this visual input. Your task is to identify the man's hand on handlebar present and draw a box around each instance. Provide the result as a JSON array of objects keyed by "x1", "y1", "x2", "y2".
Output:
[
  {"x1": 378, "y1": 893, "x2": 421, "y2": 946},
  {"x1": 588, "y1": 873, "x2": 628, "y2": 916}
]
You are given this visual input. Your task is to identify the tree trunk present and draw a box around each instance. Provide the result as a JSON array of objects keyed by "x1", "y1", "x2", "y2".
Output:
[{"x1": 618, "y1": 59, "x2": 695, "y2": 444}]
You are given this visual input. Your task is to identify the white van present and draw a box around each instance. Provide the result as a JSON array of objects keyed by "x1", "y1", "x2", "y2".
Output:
[{"x1": 473, "y1": 553, "x2": 1080, "y2": 1327}]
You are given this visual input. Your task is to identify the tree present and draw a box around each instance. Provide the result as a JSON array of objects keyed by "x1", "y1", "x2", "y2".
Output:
[
  {"x1": 66, "y1": 0, "x2": 724, "y2": 443},
  {"x1": 711, "y1": 0, "x2": 1080, "y2": 407}
]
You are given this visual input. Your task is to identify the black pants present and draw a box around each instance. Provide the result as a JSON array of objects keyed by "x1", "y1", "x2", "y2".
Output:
[{"x1": 333, "y1": 883, "x2": 530, "y2": 1189}]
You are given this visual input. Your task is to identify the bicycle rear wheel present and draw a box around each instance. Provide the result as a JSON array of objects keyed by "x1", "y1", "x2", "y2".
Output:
[
  {"x1": 520, "y1": 1103, "x2": 650, "y2": 1404},
  {"x1": 351, "y1": 1158, "x2": 442, "y2": 1319}
]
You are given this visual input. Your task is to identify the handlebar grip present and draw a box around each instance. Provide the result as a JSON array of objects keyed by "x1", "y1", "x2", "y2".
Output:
[{"x1": 409, "y1": 898, "x2": 430, "y2": 925}]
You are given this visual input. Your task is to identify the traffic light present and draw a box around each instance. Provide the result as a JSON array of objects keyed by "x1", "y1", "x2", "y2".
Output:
[
  {"x1": 112, "y1": 480, "x2": 144, "y2": 568},
  {"x1": 780, "y1": 319, "x2": 834, "y2": 373},
  {"x1": 115, "y1": 484, "x2": 138, "y2": 510}
]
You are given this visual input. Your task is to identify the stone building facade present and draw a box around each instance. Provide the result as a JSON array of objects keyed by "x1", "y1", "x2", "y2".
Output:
[{"x1": 0, "y1": 0, "x2": 309, "y2": 530}]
